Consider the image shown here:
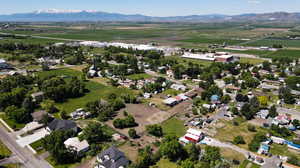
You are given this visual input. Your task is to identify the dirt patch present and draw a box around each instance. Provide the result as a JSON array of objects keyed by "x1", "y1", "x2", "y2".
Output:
[
  {"x1": 75, "y1": 157, "x2": 96, "y2": 168},
  {"x1": 106, "y1": 104, "x2": 163, "y2": 134},
  {"x1": 119, "y1": 142, "x2": 139, "y2": 162}
]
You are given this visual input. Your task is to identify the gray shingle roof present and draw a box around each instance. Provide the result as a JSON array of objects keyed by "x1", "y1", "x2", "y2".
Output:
[
  {"x1": 48, "y1": 119, "x2": 77, "y2": 131},
  {"x1": 98, "y1": 146, "x2": 129, "y2": 168}
]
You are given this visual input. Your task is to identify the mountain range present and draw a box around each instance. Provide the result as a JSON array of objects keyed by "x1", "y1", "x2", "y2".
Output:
[{"x1": 0, "y1": 9, "x2": 300, "y2": 22}]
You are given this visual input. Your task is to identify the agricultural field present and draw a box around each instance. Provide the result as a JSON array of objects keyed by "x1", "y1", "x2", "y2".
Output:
[{"x1": 2, "y1": 22, "x2": 300, "y2": 49}]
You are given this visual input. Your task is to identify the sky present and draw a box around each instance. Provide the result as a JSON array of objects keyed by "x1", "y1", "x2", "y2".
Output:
[{"x1": 1, "y1": 0, "x2": 300, "y2": 16}]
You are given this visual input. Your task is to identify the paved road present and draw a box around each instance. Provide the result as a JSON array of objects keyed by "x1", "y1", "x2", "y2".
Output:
[{"x1": 0, "y1": 125, "x2": 52, "y2": 168}]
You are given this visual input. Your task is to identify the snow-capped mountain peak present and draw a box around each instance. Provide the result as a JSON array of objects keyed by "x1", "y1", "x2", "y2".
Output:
[{"x1": 34, "y1": 9, "x2": 98, "y2": 14}]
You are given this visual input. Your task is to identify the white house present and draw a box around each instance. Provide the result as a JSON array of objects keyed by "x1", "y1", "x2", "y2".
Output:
[{"x1": 64, "y1": 137, "x2": 89, "y2": 156}]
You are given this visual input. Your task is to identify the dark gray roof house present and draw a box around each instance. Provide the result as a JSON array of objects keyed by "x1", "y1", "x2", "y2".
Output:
[
  {"x1": 95, "y1": 146, "x2": 129, "y2": 168},
  {"x1": 47, "y1": 119, "x2": 77, "y2": 132}
]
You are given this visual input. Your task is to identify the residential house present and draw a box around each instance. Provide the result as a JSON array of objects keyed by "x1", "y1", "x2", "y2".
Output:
[
  {"x1": 47, "y1": 119, "x2": 78, "y2": 132},
  {"x1": 163, "y1": 98, "x2": 178, "y2": 106},
  {"x1": 166, "y1": 70, "x2": 174, "y2": 78},
  {"x1": 170, "y1": 84, "x2": 186, "y2": 91},
  {"x1": 256, "y1": 110, "x2": 269, "y2": 119},
  {"x1": 272, "y1": 114, "x2": 292, "y2": 125},
  {"x1": 95, "y1": 146, "x2": 129, "y2": 168},
  {"x1": 64, "y1": 137, "x2": 89, "y2": 156}
]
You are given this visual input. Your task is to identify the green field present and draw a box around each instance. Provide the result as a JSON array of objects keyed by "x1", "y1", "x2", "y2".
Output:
[
  {"x1": 126, "y1": 73, "x2": 152, "y2": 80},
  {"x1": 244, "y1": 39, "x2": 300, "y2": 48},
  {"x1": 37, "y1": 68, "x2": 135, "y2": 113},
  {"x1": 239, "y1": 57, "x2": 266, "y2": 65},
  {"x1": 161, "y1": 117, "x2": 186, "y2": 137}
]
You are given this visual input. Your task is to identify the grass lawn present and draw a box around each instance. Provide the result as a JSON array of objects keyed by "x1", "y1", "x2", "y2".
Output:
[
  {"x1": 214, "y1": 118, "x2": 267, "y2": 150},
  {"x1": 126, "y1": 73, "x2": 152, "y2": 80},
  {"x1": 239, "y1": 57, "x2": 266, "y2": 65},
  {"x1": 264, "y1": 49, "x2": 300, "y2": 59},
  {"x1": 162, "y1": 89, "x2": 182, "y2": 96},
  {"x1": 29, "y1": 139, "x2": 45, "y2": 154},
  {"x1": 0, "y1": 140, "x2": 12, "y2": 158},
  {"x1": 269, "y1": 144, "x2": 300, "y2": 160},
  {"x1": 0, "y1": 163, "x2": 22, "y2": 168},
  {"x1": 161, "y1": 117, "x2": 186, "y2": 137},
  {"x1": 56, "y1": 81, "x2": 134, "y2": 113},
  {"x1": 0, "y1": 114, "x2": 25, "y2": 131},
  {"x1": 37, "y1": 68, "x2": 136, "y2": 114},
  {"x1": 151, "y1": 159, "x2": 180, "y2": 168},
  {"x1": 220, "y1": 147, "x2": 246, "y2": 163},
  {"x1": 239, "y1": 160, "x2": 260, "y2": 168},
  {"x1": 46, "y1": 156, "x2": 79, "y2": 168}
]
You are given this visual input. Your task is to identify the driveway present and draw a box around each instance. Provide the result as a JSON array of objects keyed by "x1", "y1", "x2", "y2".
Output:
[{"x1": 16, "y1": 128, "x2": 49, "y2": 147}]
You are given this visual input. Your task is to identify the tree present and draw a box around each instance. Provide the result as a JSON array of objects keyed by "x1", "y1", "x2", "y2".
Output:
[
  {"x1": 42, "y1": 130, "x2": 77, "y2": 164},
  {"x1": 128, "y1": 128, "x2": 138, "y2": 139},
  {"x1": 279, "y1": 87, "x2": 295, "y2": 104},
  {"x1": 146, "y1": 124, "x2": 163, "y2": 137},
  {"x1": 159, "y1": 136, "x2": 185, "y2": 161},
  {"x1": 221, "y1": 94, "x2": 231, "y2": 104},
  {"x1": 5, "y1": 106, "x2": 32, "y2": 124},
  {"x1": 81, "y1": 123, "x2": 110, "y2": 144},
  {"x1": 258, "y1": 96, "x2": 268, "y2": 107},
  {"x1": 22, "y1": 96, "x2": 35, "y2": 113},
  {"x1": 185, "y1": 143, "x2": 200, "y2": 161},
  {"x1": 292, "y1": 119, "x2": 300, "y2": 129},
  {"x1": 202, "y1": 146, "x2": 221, "y2": 166},
  {"x1": 113, "y1": 115, "x2": 137, "y2": 129},
  {"x1": 248, "y1": 132, "x2": 267, "y2": 152},
  {"x1": 233, "y1": 136, "x2": 246, "y2": 145},
  {"x1": 181, "y1": 159, "x2": 195, "y2": 168},
  {"x1": 240, "y1": 103, "x2": 255, "y2": 120},
  {"x1": 41, "y1": 99, "x2": 58, "y2": 114},
  {"x1": 60, "y1": 110, "x2": 68, "y2": 120},
  {"x1": 269, "y1": 105, "x2": 278, "y2": 118}
]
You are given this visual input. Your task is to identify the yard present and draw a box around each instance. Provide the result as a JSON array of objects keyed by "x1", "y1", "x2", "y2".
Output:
[
  {"x1": 161, "y1": 117, "x2": 186, "y2": 137},
  {"x1": 269, "y1": 143, "x2": 300, "y2": 160},
  {"x1": 239, "y1": 160, "x2": 260, "y2": 168},
  {"x1": 0, "y1": 114, "x2": 25, "y2": 131},
  {"x1": 106, "y1": 104, "x2": 164, "y2": 134},
  {"x1": 214, "y1": 118, "x2": 267, "y2": 150},
  {"x1": 126, "y1": 73, "x2": 152, "y2": 80},
  {"x1": 0, "y1": 140, "x2": 12, "y2": 158},
  {"x1": 150, "y1": 159, "x2": 180, "y2": 168},
  {"x1": 29, "y1": 139, "x2": 45, "y2": 154},
  {"x1": 36, "y1": 68, "x2": 136, "y2": 114}
]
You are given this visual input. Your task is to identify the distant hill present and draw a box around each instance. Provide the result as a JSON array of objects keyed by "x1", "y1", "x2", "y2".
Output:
[{"x1": 0, "y1": 10, "x2": 300, "y2": 22}]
